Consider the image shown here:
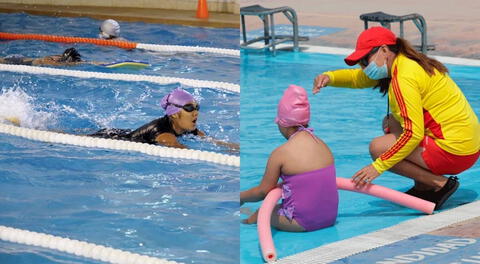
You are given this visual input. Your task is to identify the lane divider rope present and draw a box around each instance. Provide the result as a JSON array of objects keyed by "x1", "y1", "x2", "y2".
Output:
[
  {"x1": 0, "y1": 225, "x2": 181, "y2": 264},
  {"x1": 0, "y1": 64, "x2": 240, "y2": 93},
  {"x1": 136, "y1": 43, "x2": 239, "y2": 57},
  {"x1": 0, "y1": 123, "x2": 240, "y2": 167},
  {"x1": 0, "y1": 32, "x2": 239, "y2": 57}
]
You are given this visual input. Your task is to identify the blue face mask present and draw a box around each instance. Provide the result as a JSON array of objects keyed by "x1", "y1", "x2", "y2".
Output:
[{"x1": 362, "y1": 53, "x2": 388, "y2": 80}]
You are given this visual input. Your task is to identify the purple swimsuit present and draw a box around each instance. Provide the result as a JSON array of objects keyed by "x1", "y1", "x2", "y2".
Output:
[{"x1": 277, "y1": 127, "x2": 339, "y2": 231}]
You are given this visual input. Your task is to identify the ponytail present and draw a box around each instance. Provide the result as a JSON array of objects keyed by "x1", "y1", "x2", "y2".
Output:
[{"x1": 389, "y1": 38, "x2": 448, "y2": 75}]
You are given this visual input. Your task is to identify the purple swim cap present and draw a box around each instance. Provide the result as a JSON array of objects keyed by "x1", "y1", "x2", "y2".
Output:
[
  {"x1": 160, "y1": 88, "x2": 195, "y2": 115},
  {"x1": 275, "y1": 85, "x2": 310, "y2": 127}
]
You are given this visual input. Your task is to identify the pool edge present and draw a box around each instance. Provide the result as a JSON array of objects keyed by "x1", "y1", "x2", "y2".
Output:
[{"x1": 275, "y1": 200, "x2": 480, "y2": 263}]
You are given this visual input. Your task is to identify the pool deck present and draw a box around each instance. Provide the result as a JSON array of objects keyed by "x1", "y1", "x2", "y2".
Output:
[
  {"x1": 241, "y1": 0, "x2": 480, "y2": 59},
  {"x1": 0, "y1": 3, "x2": 239, "y2": 28}
]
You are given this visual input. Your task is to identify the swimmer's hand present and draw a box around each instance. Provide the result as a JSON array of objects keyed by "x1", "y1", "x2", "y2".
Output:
[
  {"x1": 198, "y1": 130, "x2": 239, "y2": 154},
  {"x1": 221, "y1": 141, "x2": 239, "y2": 154},
  {"x1": 313, "y1": 74, "x2": 330, "y2": 94},
  {"x1": 352, "y1": 164, "x2": 380, "y2": 188},
  {"x1": 89, "y1": 61, "x2": 108, "y2": 66}
]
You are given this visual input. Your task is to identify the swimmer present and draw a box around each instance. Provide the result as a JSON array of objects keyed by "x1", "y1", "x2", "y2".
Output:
[
  {"x1": 240, "y1": 85, "x2": 338, "y2": 232},
  {"x1": 89, "y1": 88, "x2": 239, "y2": 152},
  {"x1": 0, "y1": 47, "x2": 83, "y2": 66},
  {"x1": 0, "y1": 48, "x2": 139, "y2": 68},
  {"x1": 98, "y1": 19, "x2": 128, "y2": 42}
]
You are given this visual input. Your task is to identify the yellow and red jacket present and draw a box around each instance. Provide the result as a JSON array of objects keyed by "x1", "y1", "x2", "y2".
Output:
[{"x1": 324, "y1": 54, "x2": 480, "y2": 174}]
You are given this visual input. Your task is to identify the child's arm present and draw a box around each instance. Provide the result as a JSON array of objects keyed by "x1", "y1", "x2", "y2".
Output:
[{"x1": 240, "y1": 148, "x2": 282, "y2": 205}]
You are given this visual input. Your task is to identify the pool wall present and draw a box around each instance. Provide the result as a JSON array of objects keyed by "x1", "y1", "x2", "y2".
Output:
[{"x1": 0, "y1": 1, "x2": 239, "y2": 28}]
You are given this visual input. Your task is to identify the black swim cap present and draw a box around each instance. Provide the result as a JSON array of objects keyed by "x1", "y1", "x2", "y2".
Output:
[{"x1": 61, "y1": 48, "x2": 82, "y2": 62}]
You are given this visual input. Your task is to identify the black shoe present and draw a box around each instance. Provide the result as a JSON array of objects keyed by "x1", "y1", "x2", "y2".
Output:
[
  {"x1": 426, "y1": 176, "x2": 460, "y2": 210},
  {"x1": 404, "y1": 186, "x2": 431, "y2": 200}
]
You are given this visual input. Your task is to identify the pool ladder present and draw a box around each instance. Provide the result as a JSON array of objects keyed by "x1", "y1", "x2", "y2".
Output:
[
  {"x1": 240, "y1": 5, "x2": 308, "y2": 56},
  {"x1": 359, "y1": 11, "x2": 435, "y2": 54}
]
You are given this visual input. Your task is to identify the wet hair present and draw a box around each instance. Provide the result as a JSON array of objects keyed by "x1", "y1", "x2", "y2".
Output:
[
  {"x1": 368, "y1": 38, "x2": 448, "y2": 96},
  {"x1": 61, "y1": 48, "x2": 82, "y2": 62}
]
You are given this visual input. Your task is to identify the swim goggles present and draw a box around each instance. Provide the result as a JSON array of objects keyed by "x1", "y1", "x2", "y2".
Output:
[{"x1": 169, "y1": 103, "x2": 200, "y2": 112}]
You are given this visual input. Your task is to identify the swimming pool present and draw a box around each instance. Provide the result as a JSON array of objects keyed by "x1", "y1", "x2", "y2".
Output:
[
  {"x1": 0, "y1": 13, "x2": 239, "y2": 264},
  {"x1": 0, "y1": 13, "x2": 240, "y2": 84},
  {"x1": 240, "y1": 50, "x2": 480, "y2": 263}
]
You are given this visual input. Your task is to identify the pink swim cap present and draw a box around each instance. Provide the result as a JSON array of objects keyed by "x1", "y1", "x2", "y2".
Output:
[
  {"x1": 160, "y1": 88, "x2": 195, "y2": 115},
  {"x1": 275, "y1": 85, "x2": 310, "y2": 127}
]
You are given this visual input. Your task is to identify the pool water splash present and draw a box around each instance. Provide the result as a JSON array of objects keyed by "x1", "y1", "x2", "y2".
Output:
[{"x1": 0, "y1": 87, "x2": 57, "y2": 130}]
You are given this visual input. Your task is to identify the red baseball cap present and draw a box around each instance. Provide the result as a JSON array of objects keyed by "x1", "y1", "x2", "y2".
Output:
[{"x1": 344, "y1": 26, "x2": 397, "y2": 66}]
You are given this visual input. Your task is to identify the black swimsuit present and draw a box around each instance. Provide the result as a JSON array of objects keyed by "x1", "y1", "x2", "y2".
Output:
[{"x1": 89, "y1": 115, "x2": 198, "y2": 144}]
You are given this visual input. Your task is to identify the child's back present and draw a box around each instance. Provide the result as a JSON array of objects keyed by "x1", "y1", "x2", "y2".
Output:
[{"x1": 278, "y1": 129, "x2": 334, "y2": 175}]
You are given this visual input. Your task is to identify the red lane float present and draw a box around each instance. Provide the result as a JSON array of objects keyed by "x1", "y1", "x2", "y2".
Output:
[
  {"x1": 0, "y1": 32, "x2": 137, "y2": 49},
  {"x1": 257, "y1": 178, "x2": 435, "y2": 262}
]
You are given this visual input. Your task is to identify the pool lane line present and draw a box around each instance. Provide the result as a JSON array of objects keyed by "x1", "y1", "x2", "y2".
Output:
[
  {"x1": 136, "y1": 43, "x2": 240, "y2": 57},
  {"x1": 0, "y1": 32, "x2": 240, "y2": 57},
  {"x1": 0, "y1": 123, "x2": 240, "y2": 167},
  {"x1": 0, "y1": 225, "x2": 181, "y2": 264},
  {"x1": 0, "y1": 64, "x2": 240, "y2": 93},
  {"x1": 274, "y1": 199, "x2": 480, "y2": 264},
  {"x1": 243, "y1": 43, "x2": 480, "y2": 67}
]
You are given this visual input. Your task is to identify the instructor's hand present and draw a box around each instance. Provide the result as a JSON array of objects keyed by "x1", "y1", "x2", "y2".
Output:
[
  {"x1": 313, "y1": 74, "x2": 330, "y2": 94},
  {"x1": 352, "y1": 164, "x2": 380, "y2": 188}
]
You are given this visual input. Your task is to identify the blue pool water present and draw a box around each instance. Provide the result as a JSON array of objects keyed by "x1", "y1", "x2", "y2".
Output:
[
  {"x1": 240, "y1": 50, "x2": 480, "y2": 263},
  {"x1": 0, "y1": 13, "x2": 239, "y2": 264},
  {"x1": 246, "y1": 25, "x2": 344, "y2": 40}
]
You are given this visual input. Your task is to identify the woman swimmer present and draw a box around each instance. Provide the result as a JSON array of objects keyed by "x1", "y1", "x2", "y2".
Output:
[
  {"x1": 240, "y1": 85, "x2": 338, "y2": 232},
  {"x1": 89, "y1": 88, "x2": 239, "y2": 152},
  {"x1": 0, "y1": 48, "x2": 82, "y2": 66}
]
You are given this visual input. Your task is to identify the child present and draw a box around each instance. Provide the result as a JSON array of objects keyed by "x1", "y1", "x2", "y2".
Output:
[{"x1": 240, "y1": 85, "x2": 338, "y2": 232}]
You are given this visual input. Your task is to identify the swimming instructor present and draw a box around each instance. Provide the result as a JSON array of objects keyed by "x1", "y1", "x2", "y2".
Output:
[{"x1": 313, "y1": 27, "x2": 479, "y2": 210}]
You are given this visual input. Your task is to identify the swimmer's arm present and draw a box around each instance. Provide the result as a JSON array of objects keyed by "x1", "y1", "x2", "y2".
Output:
[
  {"x1": 31, "y1": 58, "x2": 58, "y2": 66},
  {"x1": 197, "y1": 130, "x2": 240, "y2": 153},
  {"x1": 31, "y1": 57, "x2": 84, "y2": 66},
  {"x1": 155, "y1": 133, "x2": 187, "y2": 149},
  {"x1": 31, "y1": 58, "x2": 67, "y2": 66},
  {"x1": 240, "y1": 148, "x2": 282, "y2": 205}
]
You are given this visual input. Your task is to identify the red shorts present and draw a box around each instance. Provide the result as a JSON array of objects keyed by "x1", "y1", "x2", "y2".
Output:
[{"x1": 420, "y1": 136, "x2": 480, "y2": 175}]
